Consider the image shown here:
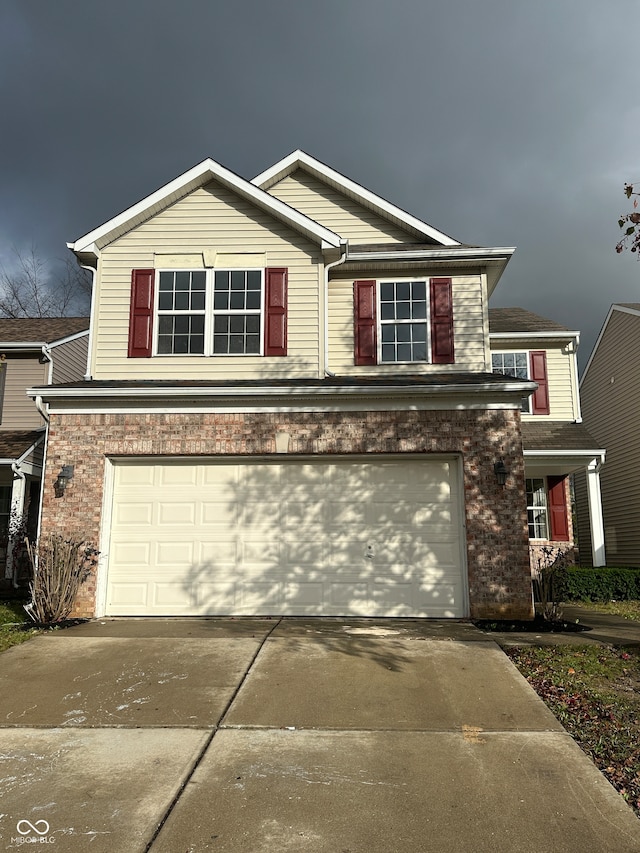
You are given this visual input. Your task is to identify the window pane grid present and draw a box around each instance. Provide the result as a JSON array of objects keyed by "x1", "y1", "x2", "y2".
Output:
[
  {"x1": 379, "y1": 280, "x2": 428, "y2": 363},
  {"x1": 526, "y1": 478, "x2": 549, "y2": 539},
  {"x1": 155, "y1": 269, "x2": 263, "y2": 356},
  {"x1": 492, "y1": 351, "x2": 531, "y2": 413}
]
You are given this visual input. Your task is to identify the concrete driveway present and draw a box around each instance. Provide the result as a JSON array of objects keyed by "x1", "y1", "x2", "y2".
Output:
[{"x1": 0, "y1": 617, "x2": 638, "y2": 852}]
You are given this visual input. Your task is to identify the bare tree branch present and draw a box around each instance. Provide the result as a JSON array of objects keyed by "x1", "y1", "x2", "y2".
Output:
[{"x1": 0, "y1": 246, "x2": 91, "y2": 318}]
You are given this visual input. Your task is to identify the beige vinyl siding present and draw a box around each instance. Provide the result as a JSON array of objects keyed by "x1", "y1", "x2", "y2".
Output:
[
  {"x1": 52, "y1": 335, "x2": 89, "y2": 384},
  {"x1": 266, "y1": 170, "x2": 417, "y2": 245},
  {"x1": 328, "y1": 273, "x2": 486, "y2": 375},
  {"x1": 490, "y1": 339, "x2": 578, "y2": 421},
  {"x1": 572, "y1": 470, "x2": 593, "y2": 566},
  {"x1": 0, "y1": 356, "x2": 47, "y2": 429},
  {"x1": 91, "y1": 181, "x2": 322, "y2": 381},
  {"x1": 579, "y1": 309, "x2": 640, "y2": 565}
]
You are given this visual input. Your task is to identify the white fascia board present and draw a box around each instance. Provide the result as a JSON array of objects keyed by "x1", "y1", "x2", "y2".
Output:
[
  {"x1": 253, "y1": 150, "x2": 460, "y2": 247},
  {"x1": 490, "y1": 330, "x2": 579, "y2": 341},
  {"x1": 524, "y1": 449, "x2": 606, "y2": 461},
  {"x1": 30, "y1": 379, "x2": 536, "y2": 403},
  {"x1": 0, "y1": 342, "x2": 49, "y2": 350},
  {"x1": 347, "y1": 247, "x2": 515, "y2": 263},
  {"x1": 48, "y1": 329, "x2": 90, "y2": 348},
  {"x1": 580, "y1": 304, "x2": 640, "y2": 385},
  {"x1": 69, "y1": 159, "x2": 342, "y2": 257}
]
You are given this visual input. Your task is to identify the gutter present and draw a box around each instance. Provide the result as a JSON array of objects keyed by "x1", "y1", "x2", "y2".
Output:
[
  {"x1": 346, "y1": 247, "x2": 516, "y2": 263},
  {"x1": 79, "y1": 262, "x2": 97, "y2": 380},
  {"x1": 29, "y1": 379, "x2": 537, "y2": 401},
  {"x1": 323, "y1": 242, "x2": 348, "y2": 376}
]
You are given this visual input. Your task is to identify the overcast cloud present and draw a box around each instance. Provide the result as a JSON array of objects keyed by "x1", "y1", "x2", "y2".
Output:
[{"x1": 1, "y1": 0, "x2": 638, "y2": 368}]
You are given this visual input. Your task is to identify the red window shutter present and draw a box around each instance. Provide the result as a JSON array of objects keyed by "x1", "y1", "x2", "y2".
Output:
[
  {"x1": 548, "y1": 476, "x2": 570, "y2": 541},
  {"x1": 265, "y1": 268, "x2": 288, "y2": 356},
  {"x1": 128, "y1": 269, "x2": 155, "y2": 358},
  {"x1": 430, "y1": 278, "x2": 454, "y2": 364},
  {"x1": 354, "y1": 280, "x2": 377, "y2": 365},
  {"x1": 529, "y1": 350, "x2": 550, "y2": 414}
]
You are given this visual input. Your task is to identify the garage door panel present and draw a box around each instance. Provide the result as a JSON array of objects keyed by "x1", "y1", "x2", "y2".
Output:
[
  {"x1": 158, "y1": 502, "x2": 196, "y2": 525},
  {"x1": 109, "y1": 583, "x2": 149, "y2": 607},
  {"x1": 113, "y1": 502, "x2": 153, "y2": 525},
  {"x1": 201, "y1": 501, "x2": 238, "y2": 527},
  {"x1": 106, "y1": 456, "x2": 466, "y2": 617},
  {"x1": 196, "y1": 582, "x2": 236, "y2": 612},
  {"x1": 282, "y1": 501, "x2": 326, "y2": 527},
  {"x1": 240, "y1": 539, "x2": 281, "y2": 565},
  {"x1": 159, "y1": 466, "x2": 199, "y2": 487},
  {"x1": 156, "y1": 541, "x2": 195, "y2": 566},
  {"x1": 154, "y1": 583, "x2": 191, "y2": 607}
]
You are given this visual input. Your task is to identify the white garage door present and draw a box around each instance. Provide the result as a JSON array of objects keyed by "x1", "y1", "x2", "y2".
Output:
[{"x1": 104, "y1": 456, "x2": 467, "y2": 617}]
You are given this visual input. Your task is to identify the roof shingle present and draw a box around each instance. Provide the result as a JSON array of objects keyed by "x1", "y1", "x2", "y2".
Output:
[
  {"x1": 0, "y1": 317, "x2": 89, "y2": 344},
  {"x1": 489, "y1": 307, "x2": 571, "y2": 334}
]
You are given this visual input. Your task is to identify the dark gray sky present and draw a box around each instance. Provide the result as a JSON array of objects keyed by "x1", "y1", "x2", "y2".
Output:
[{"x1": 1, "y1": 0, "x2": 638, "y2": 369}]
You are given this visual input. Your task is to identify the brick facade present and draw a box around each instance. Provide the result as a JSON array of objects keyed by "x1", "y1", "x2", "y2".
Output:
[{"x1": 41, "y1": 408, "x2": 533, "y2": 620}]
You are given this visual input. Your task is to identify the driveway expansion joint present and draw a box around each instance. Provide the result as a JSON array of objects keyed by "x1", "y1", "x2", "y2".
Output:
[{"x1": 142, "y1": 617, "x2": 283, "y2": 852}]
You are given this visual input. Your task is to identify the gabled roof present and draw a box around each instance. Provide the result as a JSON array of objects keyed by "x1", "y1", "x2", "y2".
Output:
[
  {"x1": 0, "y1": 317, "x2": 89, "y2": 345},
  {"x1": 68, "y1": 158, "x2": 343, "y2": 260},
  {"x1": 0, "y1": 429, "x2": 44, "y2": 462},
  {"x1": 252, "y1": 150, "x2": 461, "y2": 247},
  {"x1": 581, "y1": 303, "x2": 640, "y2": 383},
  {"x1": 521, "y1": 422, "x2": 602, "y2": 452},
  {"x1": 489, "y1": 307, "x2": 572, "y2": 334}
]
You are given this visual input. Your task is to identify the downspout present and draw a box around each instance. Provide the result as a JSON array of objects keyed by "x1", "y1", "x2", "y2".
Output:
[
  {"x1": 571, "y1": 333, "x2": 582, "y2": 422},
  {"x1": 33, "y1": 396, "x2": 50, "y2": 593},
  {"x1": 8, "y1": 460, "x2": 26, "y2": 587},
  {"x1": 80, "y1": 262, "x2": 97, "y2": 380},
  {"x1": 323, "y1": 241, "x2": 348, "y2": 377},
  {"x1": 8, "y1": 435, "x2": 45, "y2": 587}
]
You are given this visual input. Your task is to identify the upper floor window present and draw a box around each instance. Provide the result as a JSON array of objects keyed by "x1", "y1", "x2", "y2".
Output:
[
  {"x1": 156, "y1": 270, "x2": 263, "y2": 356},
  {"x1": 491, "y1": 349, "x2": 549, "y2": 415},
  {"x1": 354, "y1": 277, "x2": 454, "y2": 366},
  {"x1": 491, "y1": 351, "x2": 531, "y2": 413},
  {"x1": 128, "y1": 267, "x2": 287, "y2": 358},
  {"x1": 379, "y1": 280, "x2": 428, "y2": 363}
]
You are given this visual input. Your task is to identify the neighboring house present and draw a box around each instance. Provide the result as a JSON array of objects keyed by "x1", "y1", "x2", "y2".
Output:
[
  {"x1": 31, "y1": 151, "x2": 572, "y2": 621},
  {"x1": 575, "y1": 303, "x2": 640, "y2": 566},
  {"x1": 0, "y1": 318, "x2": 89, "y2": 587},
  {"x1": 488, "y1": 308, "x2": 606, "y2": 570}
]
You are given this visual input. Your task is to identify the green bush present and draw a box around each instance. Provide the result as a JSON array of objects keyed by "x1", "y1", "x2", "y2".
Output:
[{"x1": 553, "y1": 566, "x2": 640, "y2": 602}]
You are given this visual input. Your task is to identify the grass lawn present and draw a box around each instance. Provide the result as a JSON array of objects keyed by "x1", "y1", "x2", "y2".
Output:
[
  {"x1": 0, "y1": 600, "x2": 39, "y2": 653},
  {"x1": 507, "y1": 643, "x2": 640, "y2": 817},
  {"x1": 573, "y1": 600, "x2": 640, "y2": 621}
]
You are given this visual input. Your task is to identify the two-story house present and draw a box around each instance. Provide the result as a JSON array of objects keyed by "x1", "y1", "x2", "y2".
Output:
[
  {"x1": 488, "y1": 308, "x2": 605, "y2": 571},
  {"x1": 31, "y1": 151, "x2": 587, "y2": 621},
  {"x1": 574, "y1": 303, "x2": 640, "y2": 566},
  {"x1": 0, "y1": 318, "x2": 89, "y2": 588}
]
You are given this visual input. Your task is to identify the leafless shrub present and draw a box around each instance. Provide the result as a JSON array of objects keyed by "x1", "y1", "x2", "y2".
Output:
[
  {"x1": 533, "y1": 545, "x2": 573, "y2": 622},
  {"x1": 24, "y1": 534, "x2": 98, "y2": 623}
]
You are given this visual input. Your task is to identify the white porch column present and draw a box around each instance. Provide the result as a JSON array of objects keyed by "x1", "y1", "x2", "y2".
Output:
[
  {"x1": 586, "y1": 458, "x2": 606, "y2": 567},
  {"x1": 5, "y1": 470, "x2": 26, "y2": 581}
]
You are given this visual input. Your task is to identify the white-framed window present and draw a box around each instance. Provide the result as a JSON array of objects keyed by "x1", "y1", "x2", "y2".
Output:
[
  {"x1": 378, "y1": 279, "x2": 429, "y2": 363},
  {"x1": 156, "y1": 269, "x2": 264, "y2": 356},
  {"x1": 491, "y1": 351, "x2": 531, "y2": 413},
  {"x1": 526, "y1": 477, "x2": 549, "y2": 539}
]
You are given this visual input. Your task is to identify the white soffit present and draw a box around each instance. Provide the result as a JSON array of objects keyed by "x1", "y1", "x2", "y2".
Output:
[
  {"x1": 68, "y1": 159, "x2": 342, "y2": 257},
  {"x1": 252, "y1": 150, "x2": 461, "y2": 247}
]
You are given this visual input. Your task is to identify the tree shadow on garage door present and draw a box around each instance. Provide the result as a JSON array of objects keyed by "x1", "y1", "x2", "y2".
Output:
[{"x1": 174, "y1": 456, "x2": 464, "y2": 661}]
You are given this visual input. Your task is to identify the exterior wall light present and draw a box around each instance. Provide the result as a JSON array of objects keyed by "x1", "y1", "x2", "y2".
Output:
[
  {"x1": 54, "y1": 465, "x2": 75, "y2": 497},
  {"x1": 494, "y1": 459, "x2": 509, "y2": 486}
]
